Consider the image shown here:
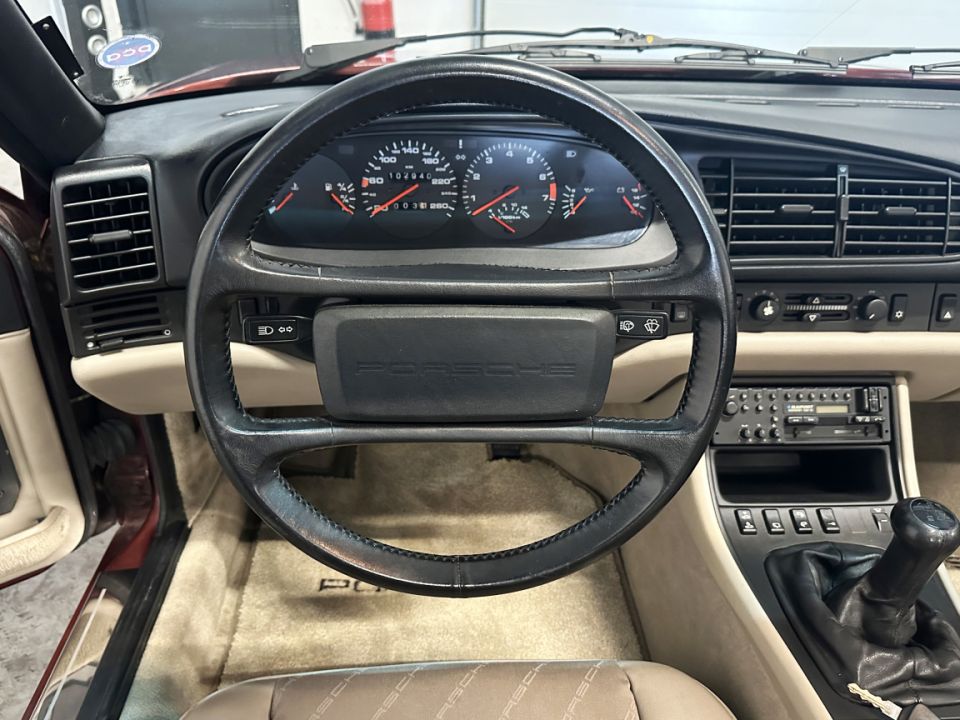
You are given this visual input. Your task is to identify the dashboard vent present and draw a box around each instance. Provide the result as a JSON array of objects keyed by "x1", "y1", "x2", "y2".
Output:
[
  {"x1": 700, "y1": 158, "x2": 960, "y2": 260},
  {"x1": 71, "y1": 291, "x2": 182, "y2": 356},
  {"x1": 844, "y1": 169, "x2": 955, "y2": 256},
  {"x1": 700, "y1": 158, "x2": 838, "y2": 257},
  {"x1": 58, "y1": 168, "x2": 160, "y2": 293}
]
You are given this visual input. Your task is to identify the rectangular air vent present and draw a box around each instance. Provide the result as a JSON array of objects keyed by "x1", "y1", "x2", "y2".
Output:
[
  {"x1": 844, "y1": 169, "x2": 956, "y2": 256},
  {"x1": 700, "y1": 158, "x2": 960, "y2": 260},
  {"x1": 69, "y1": 291, "x2": 183, "y2": 356},
  {"x1": 700, "y1": 158, "x2": 838, "y2": 257},
  {"x1": 57, "y1": 163, "x2": 161, "y2": 296}
]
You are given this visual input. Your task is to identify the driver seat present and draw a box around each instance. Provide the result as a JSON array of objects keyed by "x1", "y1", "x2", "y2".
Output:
[{"x1": 180, "y1": 660, "x2": 735, "y2": 719}]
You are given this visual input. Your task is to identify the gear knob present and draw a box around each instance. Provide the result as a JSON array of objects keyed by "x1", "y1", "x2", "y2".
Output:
[{"x1": 862, "y1": 497, "x2": 960, "y2": 646}]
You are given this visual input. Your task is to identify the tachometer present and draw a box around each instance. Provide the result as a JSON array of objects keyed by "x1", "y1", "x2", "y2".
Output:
[
  {"x1": 360, "y1": 140, "x2": 457, "y2": 238},
  {"x1": 462, "y1": 142, "x2": 556, "y2": 239}
]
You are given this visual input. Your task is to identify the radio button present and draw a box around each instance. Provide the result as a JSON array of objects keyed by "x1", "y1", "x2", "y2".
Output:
[
  {"x1": 723, "y1": 400, "x2": 739, "y2": 416},
  {"x1": 755, "y1": 427, "x2": 768, "y2": 440}
]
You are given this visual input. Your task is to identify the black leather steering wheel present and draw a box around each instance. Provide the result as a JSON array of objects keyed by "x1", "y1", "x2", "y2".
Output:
[{"x1": 185, "y1": 56, "x2": 735, "y2": 597}]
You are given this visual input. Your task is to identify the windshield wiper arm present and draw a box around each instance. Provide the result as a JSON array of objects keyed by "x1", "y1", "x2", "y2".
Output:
[
  {"x1": 294, "y1": 27, "x2": 629, "y2": 76},
  {"x1": 801, "y1": 46, "x2": 960, "y2": 66},
  {"x1": 464, "y1": 31, "x2": 841, "y2": 68}
]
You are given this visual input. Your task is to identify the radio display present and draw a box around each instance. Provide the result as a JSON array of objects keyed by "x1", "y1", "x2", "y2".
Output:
[
  {"x1": 784, "y1": 403, "x2": 850, "y2": 414},
  {"x1": 816, "y1": 404, "x2": 850, "y2": 414}
]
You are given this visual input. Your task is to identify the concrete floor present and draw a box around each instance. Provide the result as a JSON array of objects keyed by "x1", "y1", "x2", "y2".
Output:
[{"x1": 0, "y1": 530, "x2": 116, "y2": 720}]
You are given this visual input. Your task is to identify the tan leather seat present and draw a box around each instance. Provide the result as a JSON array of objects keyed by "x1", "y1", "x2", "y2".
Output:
[{"x1": 181, "y1": 660, "x2": 734, "y2": 720}]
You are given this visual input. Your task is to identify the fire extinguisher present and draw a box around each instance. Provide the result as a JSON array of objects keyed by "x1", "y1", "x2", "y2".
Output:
[{"x1": 361, "y1": 0, "x2": 395, "y2": 39}]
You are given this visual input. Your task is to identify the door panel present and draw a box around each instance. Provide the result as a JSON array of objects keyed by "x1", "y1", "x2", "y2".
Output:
[
  {"x1": 0, "y1": 327, "x2": 85, "y2": 582},
  {"x1": 0, "y1": 206, "x2": 93, "y2": 584}
]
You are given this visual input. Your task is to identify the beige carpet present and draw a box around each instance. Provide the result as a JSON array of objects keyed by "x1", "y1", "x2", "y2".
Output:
[{"x1": 220, "y1": 443, "x2": 643, "y2": 686}]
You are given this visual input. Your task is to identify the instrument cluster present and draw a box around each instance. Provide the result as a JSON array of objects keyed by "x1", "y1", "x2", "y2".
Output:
[{"x1": 259, "y1": 131, "x2": 656, "y2": 249}]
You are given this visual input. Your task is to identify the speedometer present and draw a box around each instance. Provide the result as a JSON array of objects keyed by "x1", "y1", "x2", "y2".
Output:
[
  {"x1": 462, "y1": 142, "x2": 556, "y2": 239},
  {"x1": 360, "y1": 140, "x2": 457, "y2": 238}
]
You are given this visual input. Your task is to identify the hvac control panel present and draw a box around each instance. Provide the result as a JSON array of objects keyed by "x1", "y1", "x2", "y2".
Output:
[
  {"x1": 736, "y1": 282, "x2": 959, "y2": 332},
  {"x1": 714, "y1": 385, "x2": 891, "y2": 445}
]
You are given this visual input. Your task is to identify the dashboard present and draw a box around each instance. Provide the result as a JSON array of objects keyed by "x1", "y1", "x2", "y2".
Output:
[
  {"x1": 47, "y1": 78, "x2": 960, "y2": 412},
  {"x1": 258, "y1": 130, "x2": 654, "y2": 250}
]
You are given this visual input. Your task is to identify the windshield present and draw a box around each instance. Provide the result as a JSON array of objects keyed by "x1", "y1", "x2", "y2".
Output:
[{"x1": 17, "y1": 0, "x2": 960, "y2": 106}]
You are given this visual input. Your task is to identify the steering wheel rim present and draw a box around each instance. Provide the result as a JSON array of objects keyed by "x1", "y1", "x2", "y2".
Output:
[{"x1": 185, "y1": 55, "x2": 736, "y2": 597}]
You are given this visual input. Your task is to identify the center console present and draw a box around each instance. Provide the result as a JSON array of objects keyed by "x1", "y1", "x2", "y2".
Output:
[{"x1": 710, "y1": 377, "x2": 960, "y2": 719}]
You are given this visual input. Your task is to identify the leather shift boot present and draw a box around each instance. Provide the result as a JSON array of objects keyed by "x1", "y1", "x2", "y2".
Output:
[{"x1": 766, "y1": 543, "x2": 960, "y2": 706}]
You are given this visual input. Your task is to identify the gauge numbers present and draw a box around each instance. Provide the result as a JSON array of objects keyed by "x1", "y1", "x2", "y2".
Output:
[
  {"x1": 462, "y1": 142, "x2": 556, "y2": 239},
  {"x1": 360, "y1": 140, "x2": 457, "y2": 238}
]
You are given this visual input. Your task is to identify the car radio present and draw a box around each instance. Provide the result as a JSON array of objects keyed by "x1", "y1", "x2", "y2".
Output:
[{"x1": 713, "y1": 385, "x2": 891, "y2": 445}]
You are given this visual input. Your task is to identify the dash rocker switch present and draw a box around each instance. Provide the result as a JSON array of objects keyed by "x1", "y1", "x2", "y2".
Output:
[
  {"x1": 243, "y1": 316, "x2": 308, "y2": 344},
  {"x1": 763, "y1": 509, "x2": 785, "y2": 535},
  {"x1": 817, "y1": 508, "x2": 841, "y2": 533},
  {"x1": 735, "y1": 509, "x2": 758, "y2": 535},
  {"x1": 791, "y1": 508, "x2": 814, "y2": 534},
  {"x1": 616, "y1": 312, "x2": 668, "y2": 339}
]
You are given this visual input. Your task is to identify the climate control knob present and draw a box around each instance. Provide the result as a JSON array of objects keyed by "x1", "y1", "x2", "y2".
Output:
[
  {"x1": 750, "y1": 294, "x2": 782, "y2": 323},
  {"x1": 859, "y1": 296, "x2": 889, "y2": 322}
]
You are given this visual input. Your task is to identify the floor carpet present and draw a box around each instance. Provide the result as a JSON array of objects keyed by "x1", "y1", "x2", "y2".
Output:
[{"x1": 220, "y1": 443, "x2": 643, "y2": 686}]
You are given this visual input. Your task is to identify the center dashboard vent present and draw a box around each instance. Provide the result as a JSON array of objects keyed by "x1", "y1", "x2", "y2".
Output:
[
  {"x1": 700, "y1": 157, "x2": 960, "y2": 260},
  {"x1": 54, "y1": 160, "x2": 162, "y2": 299}
]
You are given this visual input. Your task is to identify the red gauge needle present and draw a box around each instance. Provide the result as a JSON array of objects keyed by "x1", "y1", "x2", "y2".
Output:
[
  {"x1": 491, "y1": 215, "x2": 516, "y2": 234},
  {"x1": 621, "y1": 195, "x2": 642, "y2": 216},
  {"x1": 370, "y1": 183, "x2": 419, "y2": 217},
  {"x1": 272, "y1": 191, "x2": 294, "y2": 213},
  {"x1": 471, "y1": 185, "x2": 520, "y2": 216},
  {"x1": 330, "y1": 192, "x2": 354, "y2": 215},
  {"x1": 569, "y1": 195, "x2": 587, "y2": 215}
]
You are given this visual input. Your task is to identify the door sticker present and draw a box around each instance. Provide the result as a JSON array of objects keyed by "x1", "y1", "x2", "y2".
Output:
[{"x1": 96, "y1": 34, "x2": 160, "y2": 69}]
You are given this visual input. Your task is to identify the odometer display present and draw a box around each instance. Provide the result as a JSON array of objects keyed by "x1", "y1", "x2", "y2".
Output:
[
  {"x1": 462, "y1": 142, "x2": 556, "y2": 239},
  {"x1": 360, "y1": 140, "x2": 457, "y2": 238}
]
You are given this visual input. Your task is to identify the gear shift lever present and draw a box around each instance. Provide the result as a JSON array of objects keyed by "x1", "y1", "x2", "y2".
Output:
[{"x1": 833, "y1": 497, "x2": 960, "y2": 647}]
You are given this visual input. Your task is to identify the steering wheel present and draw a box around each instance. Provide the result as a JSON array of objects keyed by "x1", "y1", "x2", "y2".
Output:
[{"x1": 185, "y1": 56, "x2": 735, "y2": 597}]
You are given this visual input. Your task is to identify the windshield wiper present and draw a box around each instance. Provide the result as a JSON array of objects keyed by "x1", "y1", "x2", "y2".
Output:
[
  {"x1": 801, "y1": 46, "x2": 960, "y2": 67},
  {"x1": 464, "y1": 31, "x2": 841, "y2": 68},
  {"x1": 292, "y1": 27, "x2": 630, "y2": 78},
  {"x1": 291, "y1": 28, "x2": 841, "y2": 80}
]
